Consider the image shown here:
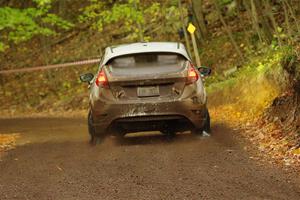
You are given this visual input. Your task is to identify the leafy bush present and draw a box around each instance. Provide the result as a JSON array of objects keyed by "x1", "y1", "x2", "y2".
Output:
[
  {"x1": 79, "y1": 0, "x2": 182, "y2": 41},
  {"x1": 0, "y1": 0, "x2": 73, "y2": 52}
]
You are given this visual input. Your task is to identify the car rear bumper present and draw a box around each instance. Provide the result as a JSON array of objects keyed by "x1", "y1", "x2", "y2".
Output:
[{"x1": 91, "y1": 98, "x2": 207, "y2": 135}]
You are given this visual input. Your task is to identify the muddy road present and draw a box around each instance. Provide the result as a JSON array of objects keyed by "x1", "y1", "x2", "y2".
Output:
[{"x1": 0, "y1": 118, "x2": 299, "y2": 200}]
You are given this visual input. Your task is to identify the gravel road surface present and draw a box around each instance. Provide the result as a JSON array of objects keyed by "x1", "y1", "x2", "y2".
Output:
[{"x1": 0, "y1": 118, "x2": 299, "y2": 200}]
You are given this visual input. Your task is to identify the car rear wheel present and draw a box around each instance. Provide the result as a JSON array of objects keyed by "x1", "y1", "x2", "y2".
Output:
[
  {"x1": 203, "y1": 109, "x2": 211, "y2": 133},
  {"x1": 88, "y1": 110, "x2": 104, "y2": 145},
  {"x1": 192, "y1": 109, "x2": 211, "y2": 135}
]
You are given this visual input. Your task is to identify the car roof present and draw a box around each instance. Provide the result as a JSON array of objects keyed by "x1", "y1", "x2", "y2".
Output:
[{"x1": 102, "y1": 42, "x2": 191, "y2": 65}]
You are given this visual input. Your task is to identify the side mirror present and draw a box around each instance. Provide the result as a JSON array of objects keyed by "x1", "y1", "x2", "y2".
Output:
[
  {"x1": 197, "y1": 66, "x2": 212, "y2": 77},
  {"x1": 80, "y1": 73, "x2": 94, "y2": 83}
]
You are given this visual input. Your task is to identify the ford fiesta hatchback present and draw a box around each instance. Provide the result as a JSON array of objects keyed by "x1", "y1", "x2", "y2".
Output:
[{"x1": 80, "y1": 42, "x2": 211, "y2": 144}]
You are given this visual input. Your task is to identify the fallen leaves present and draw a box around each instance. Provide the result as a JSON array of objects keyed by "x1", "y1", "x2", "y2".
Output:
[
  {"x1": 0, "y1": 133, "x2": 20, "y2": 154},
  {"x1": 246, "y1": 117, "x2": 300, "y2": 167},
  {"x1": 210, "y1": 103, "x2": 300, "y2": 168},
  {"x1": 56, "y1": 165, "x2": 63, "y2": 171},
  {"x1": 210, "y1": 104, "x2": 257, "y2": 126},
  {"x1": 292, "y1": 148, "x2": 300, "y2": 155}
]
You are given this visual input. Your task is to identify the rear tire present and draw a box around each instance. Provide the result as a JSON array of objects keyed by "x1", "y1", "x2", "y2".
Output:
[
  {"x1": 203, "y1": 109, "x2": 211, "y2": 133},
  {"x1": 88, "y1": 110, "x2": 104, "y2": 145},
  {"x1": 90, "y1": 134, "x2": 102, "y2": 145},
  {"x1": 192, "y1": 109, "x2": 211, "y2": 135}
]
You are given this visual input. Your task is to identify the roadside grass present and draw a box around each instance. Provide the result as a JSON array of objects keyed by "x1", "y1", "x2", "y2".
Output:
[
  {"x1": 208, "y1": 46, "x2": 300, "y2": 167},
  {"x1": 207, "y1": 46, "x2": 290, "y2": 118}
]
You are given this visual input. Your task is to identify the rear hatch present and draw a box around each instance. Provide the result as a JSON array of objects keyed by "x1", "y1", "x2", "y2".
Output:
[{"x1": 104, "y1": 53, "x2": 188, "y2": 101}]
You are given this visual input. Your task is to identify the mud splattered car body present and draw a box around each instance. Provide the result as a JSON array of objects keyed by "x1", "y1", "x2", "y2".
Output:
[{"x1": 80, "y1": 42, "x2": 211, "y2": 142}]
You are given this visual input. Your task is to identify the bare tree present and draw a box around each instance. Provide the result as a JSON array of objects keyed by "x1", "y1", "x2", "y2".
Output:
[
  {"x1": 264, "y1": 0, "x2": 282, "y2": 46},
  {"x1": 178, "y1": 0, "x2": 192, "y2": 56},
  {"x1": 59, "y1": 0, "x2": 66, "y2": 17},
  {"x1": 283, "y1": 0, "x2": 300, "y2": 35},
  {"x1": 213, "y1": 0, "x2": 245, "y2": 62},
  {"x1": 191, "y1": 0, "x2": 208, "y2": 40},
  {"x1": 282, "y1": 0, "x2": 293, "y2": 41}
]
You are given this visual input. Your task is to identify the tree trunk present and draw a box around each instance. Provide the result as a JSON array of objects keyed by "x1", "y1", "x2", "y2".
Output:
[
  {"x1": 254, "y1": 0, "x2": 273, "y2": 44},
  {"x1": 248, "y1": 0, "x2": 273, "y2": 44},
  {"x1": 59, "y1": 0, "x2": 67, "y2": 18},
  {"x1": 264, "y1": 0, "x2": 282, "y2": 46},
  {"x1": 235, "y1": 0, "x2": 251, "y2": 47},
  {"x1": 134, "y1": 1, "x2": 144, "y2": 42},
  {"x1": 213, "y1": 0, "x2": 245, "y2": 62},
  {"x1": 284, "y1": 0, "x2": 300, "y2": 35},
  {"x1": 282, "y1": 1, "x2": 293, "y2": 41},
  {"x1": 236, "y1": 0, "x2": 245, "y2": 11},
  {"x1": 192, "y1": 0, "x2": 208, "y2": 40},
  {"x1": 249, "y1": 0, "x2": 263, "y2": 43},
  {"x1": 178, "y1": 0, "x2": 192, "y2": 56},
  {"x1": 0, "y1": 75, "x2": 6, "y2": 99},
  {"x1": 188, "y1": 5, "x2": 204, "y2": 44}
]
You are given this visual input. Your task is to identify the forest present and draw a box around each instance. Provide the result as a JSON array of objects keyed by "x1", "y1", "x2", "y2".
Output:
[
  {"x1": 0, "y1": 0, "x2": 300, "y2": 166},
  {"x1": 1, "y1": 1, "x2": 300, "y2": 199}
]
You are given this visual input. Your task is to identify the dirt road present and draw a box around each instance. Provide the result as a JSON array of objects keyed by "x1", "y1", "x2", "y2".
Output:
[{"x1": 0, "y1": 117, "x2": 299, "y2": 200}]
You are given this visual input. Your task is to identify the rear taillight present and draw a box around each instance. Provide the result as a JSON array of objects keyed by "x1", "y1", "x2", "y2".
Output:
[
  {"x1": 95, "y1": 69, "x2": 109, "y2": 88},
  {"x1": 186, "y1": 63, "x2": 199, "y2": 85}
]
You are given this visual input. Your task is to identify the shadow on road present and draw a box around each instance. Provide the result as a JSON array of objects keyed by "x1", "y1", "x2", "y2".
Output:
[{"x1": 114, "y1": 123, "x2": 237, "y2": 147}]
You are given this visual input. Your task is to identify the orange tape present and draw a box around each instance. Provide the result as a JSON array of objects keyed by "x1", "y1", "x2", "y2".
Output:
[{"x1": 0, "y1": 59, "x2": 101, "y2": 75}]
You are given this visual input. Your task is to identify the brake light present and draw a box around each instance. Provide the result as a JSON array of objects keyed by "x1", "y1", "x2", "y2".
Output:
[
  {"x1": 186, "y1": 65, "x2": 199, "y2": 84},
  {"x1": 95, "y1": 69, "x2": 109, "y2": 88}
]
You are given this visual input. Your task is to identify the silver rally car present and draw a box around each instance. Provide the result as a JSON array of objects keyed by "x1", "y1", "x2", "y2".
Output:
[{"x1": 80, "y1": 42, "x2": 211, "y2": 144}]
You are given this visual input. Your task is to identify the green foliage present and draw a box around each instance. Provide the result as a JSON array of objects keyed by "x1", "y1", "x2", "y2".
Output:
[
  {"x1": 42, "y1": 13, "x2": 73, "y2": 30},
  {"x1": 79, "y1": 0, "x2": 182, "y2": 41},
  {"x1": 0, "y1": 0, "x2": 73, "y2": 52},
  {"x1": 218, "y1": 0, "x2": 234, "y2": 5},
  {"x1": 207, "y1": 46, "x2": 290, "y2": 94},
  {"x1": 0, "y1": 42, "x2": 7, "y2": 52},
  {"x1": 33, "y1": 0, "x2": 53, "y2": 7}
]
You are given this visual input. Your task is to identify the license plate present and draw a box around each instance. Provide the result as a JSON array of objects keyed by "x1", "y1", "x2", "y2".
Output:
[{"x1": 137, "y1": 86, "x2": 159, "y2": 97}]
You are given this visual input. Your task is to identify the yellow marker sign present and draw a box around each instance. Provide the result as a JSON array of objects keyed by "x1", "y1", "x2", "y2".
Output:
[
  {"x1": 187, "y1": 23, "x2": 196, "y2": 34},
  {"x1": 187, "y1": 22, "x2": 201, "y2": 67}
]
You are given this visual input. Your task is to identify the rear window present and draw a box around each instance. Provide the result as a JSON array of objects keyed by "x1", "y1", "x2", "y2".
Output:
[{"x1": 108, "y1": 53, "x2": 186, "y2": 68}]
